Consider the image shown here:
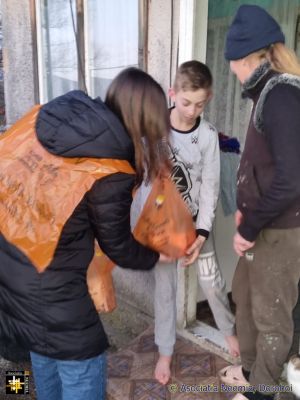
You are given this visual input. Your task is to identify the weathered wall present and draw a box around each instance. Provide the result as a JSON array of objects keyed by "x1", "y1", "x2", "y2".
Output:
[
  {"x1": 1, "y1": 0, "x2": 36, "y2": 126},
  {"x1": 147, "y1": 0, "x2": 180, "y2": 93}
]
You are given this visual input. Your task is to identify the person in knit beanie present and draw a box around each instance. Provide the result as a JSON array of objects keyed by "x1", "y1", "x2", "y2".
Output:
[{"x1": 219, "y1": 4, "x2": 300, "y2": 400}]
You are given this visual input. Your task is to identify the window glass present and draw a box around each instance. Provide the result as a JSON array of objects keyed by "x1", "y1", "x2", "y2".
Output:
[
  {"x1": 37, "y1": 0, "x2": 140, "y2": 102},
  {"x1": 38, "y1": 0, "x2": 78, "y2": 101},
  {"x1": 86, "y1": 0, "x2": 139, "y2": 99}
]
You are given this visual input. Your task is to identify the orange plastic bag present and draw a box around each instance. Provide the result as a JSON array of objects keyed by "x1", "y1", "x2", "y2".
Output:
[
  {"x1": 133, "y1": 176, "x2": 196, "y2": 258},
  {"x1": 0, "y1": 106, "x2": 134, "y2": 272},
  {"x1": 87, "y1": 245, "x2": 116, "y2": 313},
  {"x1": 88, "y1": 176, "x2": 196, "y2": 312}
]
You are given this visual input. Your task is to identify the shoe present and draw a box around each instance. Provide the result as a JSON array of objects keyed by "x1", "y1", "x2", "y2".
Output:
[
  {"x1": 287, "y1": 354, "x2": 300, "y2": 397},
  {"x1": 219, "y1": 365, "x2": 250, "y2": 386}
]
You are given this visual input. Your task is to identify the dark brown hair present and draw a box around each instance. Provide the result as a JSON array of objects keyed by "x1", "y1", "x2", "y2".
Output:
[
  {"x1": 174, "y1": 60, "x2": 213, "y2": 92},
  {"x1": 105, "y1": 67, "x2": 170, "y2": 185}
]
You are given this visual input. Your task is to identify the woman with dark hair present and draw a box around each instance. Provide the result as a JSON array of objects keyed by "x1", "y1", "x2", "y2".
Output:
[
  {"x1": 105, "y1": 67, "x2": 171, "y2": 185},
  {"x1": 219, "y1": 5, "x2": 300, "y2": 400},
  {"x1": 0, "y1": 67, "x2": 171, "y2": 400}
]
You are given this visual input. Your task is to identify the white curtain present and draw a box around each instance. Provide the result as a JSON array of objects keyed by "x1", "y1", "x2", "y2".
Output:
[
  {"x1": 39, "y1": 0, "x2": 139, "y2": 101},
  {"x1": 205, "y1": 0, "x2": 300, "y2": 149},
  {"x1": 86, "y1": 0, "x2": 139, "y2": 99}
]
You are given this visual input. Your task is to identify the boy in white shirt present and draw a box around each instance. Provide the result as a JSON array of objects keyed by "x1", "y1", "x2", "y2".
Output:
[{"x1": 133, "y1": 61, "x2": 239, "y2": 385}]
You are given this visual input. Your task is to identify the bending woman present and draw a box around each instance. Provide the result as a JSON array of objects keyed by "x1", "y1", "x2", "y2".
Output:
[{"x1": 0, "y1": 68, "x2": 171, "y2": 400}]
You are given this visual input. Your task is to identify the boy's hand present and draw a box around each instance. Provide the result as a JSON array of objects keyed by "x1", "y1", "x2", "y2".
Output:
[{"x1": 183, "y1": 235, "x2": 206, "y2": 266}]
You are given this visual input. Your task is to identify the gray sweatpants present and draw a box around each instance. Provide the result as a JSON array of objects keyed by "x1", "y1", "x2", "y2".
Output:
[{"x1": 155, "y1": 233, "x2": 235, "y2": 356}]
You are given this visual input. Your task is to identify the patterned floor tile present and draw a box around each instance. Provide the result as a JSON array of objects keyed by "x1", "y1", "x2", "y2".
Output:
[
  {"x1": 129, "y1": 379, "x2": 170, "y2": 400},
  {"x1": 108, "y1": 354, "x2": 133, "y2": 378},
  {"x1": 129, "y1": 354, "x2": 156, "y2": 380},
  {"x1": 106, "y1": 325, "x2": 233, "y2": 399},
  {"x1": 107, "y1": 378, "x2": 132, "y2": 400},
  {"x1": 175, "y1": 353, "x2": 216, "y2": 378},
  {"x1": 136, "y1": 334, "x2": 157, "y2": 353}
]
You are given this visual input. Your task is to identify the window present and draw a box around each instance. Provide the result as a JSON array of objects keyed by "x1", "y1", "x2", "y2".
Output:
[{"x1": 36, "y1": 0, "x2": 146, "y2": 102}]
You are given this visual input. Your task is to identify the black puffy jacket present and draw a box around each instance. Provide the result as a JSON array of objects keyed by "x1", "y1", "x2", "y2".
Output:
[{"x1": 0, "y1": 90, "x2": 159, "y2": 360}]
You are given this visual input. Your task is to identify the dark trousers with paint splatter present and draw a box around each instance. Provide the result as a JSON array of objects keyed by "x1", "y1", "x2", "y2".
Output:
[
  {"x1": 232, "y1": 227, "x2": 300, "y2": 389},
  {"x1": 291, "y1": 280, "x2": 300, "y2": 355}
]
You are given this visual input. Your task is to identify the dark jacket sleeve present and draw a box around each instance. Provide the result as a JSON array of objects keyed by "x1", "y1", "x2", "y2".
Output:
[
  {"x1": 87, "y1": 172, "x2": 159, "y2": 270},
  {"x1": 238, "y1": 84, "x2": 300, "y2": 241}
]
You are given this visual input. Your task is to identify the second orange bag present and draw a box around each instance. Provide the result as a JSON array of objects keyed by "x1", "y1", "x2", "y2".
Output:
[{"x1": 87, "y1": 245, "x2": 116, "y2": 313}]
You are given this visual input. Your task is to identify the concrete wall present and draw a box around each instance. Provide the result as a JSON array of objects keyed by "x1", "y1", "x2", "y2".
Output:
[
  {"x1": 147, "y1": 0, "x2": 180, "y2": 93},
  {"x1": 1, "y1": 0, "x2": 37, "y2": 126}
]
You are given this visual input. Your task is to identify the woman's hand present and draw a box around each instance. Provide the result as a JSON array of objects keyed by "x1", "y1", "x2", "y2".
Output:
[
  {"x1": 182, "y1": 235, "x2": 206, "y2": 266},
  {"x1": 233, "y1": 232, "x2": 255, "y2": 257},
  {"x1": 235, "y1": 209, "x2": 243, "y2": 227}
]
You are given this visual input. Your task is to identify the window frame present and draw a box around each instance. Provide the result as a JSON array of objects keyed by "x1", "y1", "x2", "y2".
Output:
[{"x1": 35, "y1": 0, "x2": 147, "y2": 103}]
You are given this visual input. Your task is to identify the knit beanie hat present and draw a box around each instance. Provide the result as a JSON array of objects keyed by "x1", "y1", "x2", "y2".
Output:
[{"x1": 224, "y1": 5, "x2": 285, "y2": 61}]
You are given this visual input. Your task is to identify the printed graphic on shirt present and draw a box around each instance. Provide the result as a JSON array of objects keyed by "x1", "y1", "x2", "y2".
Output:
[
  {"x1": 191, "y1": 133, "x2": 198, "y2": 144},
  {"x1": 169, "y1": 147, "x2": 198, "y2": 217}
]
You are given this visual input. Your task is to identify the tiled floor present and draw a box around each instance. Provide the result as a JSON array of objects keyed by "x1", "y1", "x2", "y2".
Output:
[
  {"x1": 0, "y1": 328, "x2": 297, "y2": 399},
  {"x1": 107, "y1": 326, "x2": 236, "y2": 400},
  {"x1": 0, "y1": 327, "x2": 233, "y2": 400},
  {"x1": 0, "y1": 297, "x2": 233, "y2": 399}
]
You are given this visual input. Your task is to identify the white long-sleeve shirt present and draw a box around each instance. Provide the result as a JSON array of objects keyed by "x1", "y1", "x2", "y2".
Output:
[{"x1": 169, "y1": 117, "x2": 220, "y2": 235}]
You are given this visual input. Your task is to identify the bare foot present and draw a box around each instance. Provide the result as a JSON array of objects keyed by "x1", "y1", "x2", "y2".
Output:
[
  {"x1": 154, "y1": 355, "x2": 172, "y2": 385},
  {"x1": 225, "y1": 335, "x2": 240, "y2": 357}
]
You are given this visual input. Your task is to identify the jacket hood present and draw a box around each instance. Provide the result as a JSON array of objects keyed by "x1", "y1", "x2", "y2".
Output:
[{"x1": 36, "y1": 90, "x2": 135, "y2": 162}]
